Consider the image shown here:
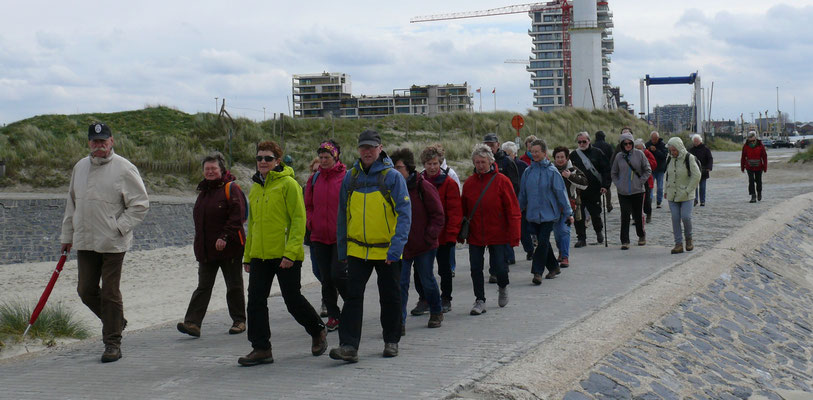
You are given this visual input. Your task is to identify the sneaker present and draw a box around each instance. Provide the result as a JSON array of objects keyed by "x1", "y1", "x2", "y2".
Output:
[
  {"x1": 320, "y1": 301, "x2": 328, "y2": 318},
  {"x1": 532, "y1": 273, "x2": 542, "y2": 285},
  {"x1": 410, "y1": 299, "x2": 429, "y2": 316},
  {"x1": 428, "y1": 313, "x2": 443, "y2": 328},
  {"x1": 621, "y1": 243, "x2": 630, "y2": 250},
  {"x1": 229, "y1": 322, "x2": 246, "y2": 335},
  {"x1": 383, "y1": 342, "x2": 399, "y2": 358},
  {"x1": 441, "y1": 299, "x2": 452, "y2": 313},
  {"x1": 101, "y1": 344, "x2": 121, "y2": 363},
  {"x1": 470, "y1": 300, "x2": 487, "y2": 315},
  {"x1": 488, "y1": 275, "x2": 497, "y2": 284},
  {"x1": 700, "y1": 202, "x2": 705, "y2": 207},
  {"x1": 596, "y1": 231, "x2": 604, "y2": 244},
  {"x1": 498, "y1": 286, "x2": 508, "y2": 307},
  {"x1": 685, "y1": 238, "x2": 694, "y2": 251},
  {"x1": 238, "y1": 348, "x2": 274, "y2": 366},
  {"x1": 177, "y1": 322, "x2": 201, "y2": 337},
  {"x1": 559, "y1": 257, "x2": 569, "y2": 268},
  {"x1": 671, "y1": 244, "x2": 684, "y2": 254},
  {"x1": 638, "y1": 238, "x2": 646, "y2": 246},
  {"x1": 326, "y1": 317, "x2": 339, "y2": 332},
  {"x1": 545, "y1": 268, "x2": 560, "y2": 279},
  {"x1": 656, "y1": 203, "x2": 662, "y2": 209},
  {"x1": 574, "y1": 240, "x2": 587, "y2": 248},
  {"x1": 329, "y1": 345, "x2": 358, "y2": 363},
  {"x1": 311, "y1": 328, "x2": 327, "y2": 356}
]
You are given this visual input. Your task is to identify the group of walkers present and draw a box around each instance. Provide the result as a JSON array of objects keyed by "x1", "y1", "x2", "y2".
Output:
[{"x1": 58, "y1": 121, "x2": 767, "y2": 365}]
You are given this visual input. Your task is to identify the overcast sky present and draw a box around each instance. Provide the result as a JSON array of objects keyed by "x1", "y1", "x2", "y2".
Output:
[{"x1": 2, "y1": 0, "x2": 812, "y2": 125}]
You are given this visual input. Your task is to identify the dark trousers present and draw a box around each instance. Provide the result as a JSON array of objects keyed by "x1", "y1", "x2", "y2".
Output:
[
  {"x1": 747, "y1": 170, "x2": 763, "y2": 195},
  {"x1": 643, "y1": 186, "x2": 652, "y2": 217},
  {"x1": 469, "y1": 245, "x2": 508, "y2": 302},
  {"x1": 618, "y1": 193, "x2": 645, "y2": 244},
  {"x1": 575, "y1": 191, "x2": 603, "y2": 241},
  {"x1": 339, "y1": 257, "x2": 402, "y2": 349},
  {"x1": 520, "y1": 211, "x2": 535, "y2": 254},
  {"x1": 246, "y1": 258, "x2": 324, "y2": 351},
  {"x1": 77, "y1": 250, "x2": 126, "y2": 347},
  {"x1": 184, "y1": 256, "x2": 246, "y2": 327},
  {"x1": 415, "y1": 243, "x2": 454, "y2": 301},
  {"x1": 311, "y1": 242, "x2": 347, "y2": 319},
  {"x1": 527, "y1": 221, "x2": 558, "y2": 275}
]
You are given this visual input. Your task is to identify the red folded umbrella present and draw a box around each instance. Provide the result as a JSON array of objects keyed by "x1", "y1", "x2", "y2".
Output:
[{"x1": 23, "y1": 251, "x2": 68, "y2": 337}]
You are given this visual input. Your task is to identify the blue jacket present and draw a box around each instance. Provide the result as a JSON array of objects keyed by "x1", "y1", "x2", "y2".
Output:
[
  {"x1": 337, "y1": 152, "x2": 412, "y2": 262},
  {"x1": 518, "y1": 158, "x2": 572, "y2": 223}
]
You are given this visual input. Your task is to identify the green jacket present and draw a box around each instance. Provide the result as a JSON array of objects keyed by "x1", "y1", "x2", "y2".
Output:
[
  {"x1": 664, "y1": 137, "x2": 701, "y2": 203},
  {"x1": 243, "y1": 165, "x2": 306, "y2": 263}
]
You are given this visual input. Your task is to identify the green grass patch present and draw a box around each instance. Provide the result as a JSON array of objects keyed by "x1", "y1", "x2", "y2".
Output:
[
  {"x1": 790, "y1": 146, "x2": 813, "y2": 163},
  {"x1": 0, "y1": 300, "x2": 91, "y2": 341}
]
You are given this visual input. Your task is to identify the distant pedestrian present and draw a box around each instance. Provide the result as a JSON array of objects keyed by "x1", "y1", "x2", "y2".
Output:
[
  {"x1": 459, "y1": 144, "x2": 521, "y2": 314},
  {"x1": 569, "y1": 132, "x2": 611, "y2": 247},
  {"x1": 611, "y1": 132, "x2": 652, "y2": 250},
  {"x1": 59, "y1": 123, "x2": 150, "y2": 363},
  {"x1": 594, "y1": 130, "x2": 615, "y2": 212},
  {"x1": 330, "y1": 130, "x2": 411, "y2": 363},
  {"x1": 178, "y1": 152, "x2": 246, "y2": 339},
  {"x1": 634, "y1": 139, "x2": 657, "y2": 223},
  {"x1": 740, "y1": 131, "x2": 767, "y2": 203},
  {"x1": 646, "y1": 131, "x2": 669, "y2": 208},
  {"x1": 391, "y1": 148, "x2": 445, "y2": 331},
  {"x1": 551, "y1": 146, "x2": 589, "y2": 268},
  {"x1": 665, "y1": 137, "x2": 701, "y2": 254},
  {"x1": 501, "y1": 141, "x2": 532, "y2": 264},
  {"x1": 238, "y1": 141, "x2": 327, "y2": 366},
  {"x1": 688, "y1": 135, "x2": 713, "y2": 206},
  {"x1": 304, "y1": 140, "x2": 348, "y2": 332},
  {"x1": 520, "y1": 135, "x2": 537, "y2": 165},
  {"x1": 519, "y1": 139, "x2": 573, "y2": 284}
]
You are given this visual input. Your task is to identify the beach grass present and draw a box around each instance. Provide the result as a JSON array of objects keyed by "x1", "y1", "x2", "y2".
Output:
[
  {"x1": 0, "y1": 300, "x2": 91, "y2": 342},
  {"x1": 790, "y1": 146, "x2": 813, "y2": 163}
]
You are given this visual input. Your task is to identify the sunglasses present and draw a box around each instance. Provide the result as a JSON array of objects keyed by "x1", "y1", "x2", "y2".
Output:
[
  {"x1": 256, "y1": 155, "x2": 276, "y2": 162},
  {"x1": 577, "y1": 140, "x2": 588, "y2": 144},
  {"x1": 623, "y1": 141, "x2": 634, "y2": 146}
]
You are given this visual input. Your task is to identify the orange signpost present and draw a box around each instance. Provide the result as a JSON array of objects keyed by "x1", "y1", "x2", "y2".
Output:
[{"x1": 511, "y1": 115, "x2": 525, "y2": 139}]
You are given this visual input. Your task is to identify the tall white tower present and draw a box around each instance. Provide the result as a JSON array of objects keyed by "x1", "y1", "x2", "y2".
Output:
[{"x1": 570, "y1": 0, "x2": 606, "y2": 110}]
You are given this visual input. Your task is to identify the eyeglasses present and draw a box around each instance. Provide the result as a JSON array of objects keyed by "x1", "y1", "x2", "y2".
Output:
[
  {"x1": 577, "y1": 140, "x2": 588, "y2": 144},
  {"x1": 256, "y1": 155, "x2": 276, "y2": 162}
]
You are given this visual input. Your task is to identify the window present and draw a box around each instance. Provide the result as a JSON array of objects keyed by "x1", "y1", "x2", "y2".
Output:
[
  {"x1": 537, "y1": 88, "x2": 555, "y2": 95},
  {"x1": 536, "y1": 70, "x2": 554, "y2": 77}
]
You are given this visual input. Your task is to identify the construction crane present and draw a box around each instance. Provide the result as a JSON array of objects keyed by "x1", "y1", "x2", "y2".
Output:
[{"x1": 412, "y1": 1, "x2": 574, "y2": 106}]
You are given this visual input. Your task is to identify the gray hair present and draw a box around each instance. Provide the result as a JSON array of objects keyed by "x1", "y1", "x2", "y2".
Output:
[
  {"x1": 576, "y1": 131, "x2": 590, "y2": 141},
  {"x1": 747, "y1": 131, "x2": 757, "y2": 139},
  {"x1": 650, "y1": 131, "x2": 660, "y2": 138},
  {"x1": 691, "y1": 134, "x2": 703, "y2": 144},
  {"x1": 501, "y1": 141, "x2": 518, "y2": 156},
  {"x1": 471, "y1": 143, "x2": 495, "y2": 164},
  {"x1": 634, "y1": 138, "x2": 645, "y2": 148}
]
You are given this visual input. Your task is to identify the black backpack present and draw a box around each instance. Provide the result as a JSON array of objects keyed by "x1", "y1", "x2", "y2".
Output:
[{"x1": 665, "y1": 153, "x2": 701, "y2": 177}]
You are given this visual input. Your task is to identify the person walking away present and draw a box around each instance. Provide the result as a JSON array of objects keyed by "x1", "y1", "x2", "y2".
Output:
[
  {"x1": 238, "y1": 141, "x2": 327, "y2": 366},
  {"x1": 593, "y1": 130, "x2": 615, "y2": 212},
  {"x1": 665, "y1": 137, "x2": 701, "y2": 254},
  {"x1": 412, "y1": 144, "x2": 462, "y2": 315},
  {"x1": 330, "y1": 130, "x2": 412, "y2": 363},
  {"x1": 305, "y1": 140, "x2": 348, "y2": 332},
  {"x1": 551, "y1": 147, "x2": 588, "y2": 268},
  {"x1": 519, "y1": 139, "x2": 574, "y2": 284},
  {"x1": 568, "y1": 132, "x2": 611, "y2": 247},
  {"x1": 634, "y1": 139, "x2": 657, "y2": 223},
  {"x1": 740, "y1": 131, "x2": 767, "y2": 203},
  {"x1": 178, "y1": 152, "x2": 246, "y2": 338},
  {"x1": 646, "y1": 131, "x2": 669, "y2": 209},
  {"x1": 459, "y1": 144, "x2": 521, "y2": 315},
  {"x1": 391, "y1": 148, "x2": 445, "y2": 331},
  {"x1": 611, "y1": 132, "x2": 652, "y2": 250},
  {"x1": 688, "y1": 135, "x2": 713, "y2": 206},
  {"x1": 501, "y1": 141, "x2": 532, "y2": 264},
  {"x1": 60, "y1": 123, "x2": 149, "y2": 363}
]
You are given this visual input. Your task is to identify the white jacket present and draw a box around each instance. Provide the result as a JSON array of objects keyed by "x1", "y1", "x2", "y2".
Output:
[{"x1": 60, "y1": 151, "x2": 150, "y2": 253}]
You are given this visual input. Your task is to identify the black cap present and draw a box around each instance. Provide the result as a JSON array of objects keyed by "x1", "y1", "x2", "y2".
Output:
[
  {"x1": 483, "y1": 133, "x2": 498, "y2": 143},
  {"x1": 358, "y1": 129, "x2": 381, "y2": 146},
  {"x1": 88, "y1": 123, "x2": 112, "y2": 140}
]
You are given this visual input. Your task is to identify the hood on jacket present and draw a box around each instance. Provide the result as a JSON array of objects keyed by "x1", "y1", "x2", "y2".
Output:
[
  {"x1": 252, "y1": 164, "x2": 294, "y2": 186},
  {"x1": 667, "y1": 137, "x2": 688, "y2": 158}
]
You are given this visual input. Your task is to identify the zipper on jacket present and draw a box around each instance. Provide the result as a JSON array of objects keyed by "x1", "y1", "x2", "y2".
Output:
[{"x1": 362, "y1": 191, "x2": 369, "y2": 260}]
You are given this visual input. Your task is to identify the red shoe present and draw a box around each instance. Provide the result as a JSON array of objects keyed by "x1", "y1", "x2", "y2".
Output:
[
  {"x1": 326, "y1": 317, "x2": 339, "y2": 332},
  {"x1": 560, "y1": 257, "x2": 569, "y2": 268}
]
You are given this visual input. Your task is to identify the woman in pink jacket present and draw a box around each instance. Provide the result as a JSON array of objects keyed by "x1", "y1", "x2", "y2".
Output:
[{"x1": 304, "y1": 140, "x2": 347, "y2": 332}]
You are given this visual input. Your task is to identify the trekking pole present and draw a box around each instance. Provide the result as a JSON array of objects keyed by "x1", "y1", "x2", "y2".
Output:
[{"x1": 602, "y1": 192, "x2": 608, "y2": 248}]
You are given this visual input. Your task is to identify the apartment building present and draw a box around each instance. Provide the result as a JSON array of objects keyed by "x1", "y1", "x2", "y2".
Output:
[
  {"x1": 292, "y1": 72, "x2": 353, "y2": 119},
  {"x1": 652, "y1": 104, "x2": 694, "y2": 133}
]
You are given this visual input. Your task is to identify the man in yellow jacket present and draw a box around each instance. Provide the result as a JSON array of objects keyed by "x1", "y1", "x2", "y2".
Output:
[
  {"x1": 60, "y1": 123, "x2": 149, "y2": 363},
  {"x1": 329, "y1": 130, "x2": 412, "y2": 363}
]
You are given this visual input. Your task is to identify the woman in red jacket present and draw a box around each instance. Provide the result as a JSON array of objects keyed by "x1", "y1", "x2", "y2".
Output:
[
  {"x1": 460, "y1": 144, "x2": 521, "y2": 315},
  {"x1": 304, "y1": 140, "x2": 347, "y2": 331},
  {"x1": 741, "y1": 132, "x2": 768, "y2": 203}
]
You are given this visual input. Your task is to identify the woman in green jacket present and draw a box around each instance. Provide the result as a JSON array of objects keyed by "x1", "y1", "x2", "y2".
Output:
[
  {"x1": 237, "y1": 141, "x2": 327, "y2": 366},
  {"x1": 664, "y1": 137, "x2": 701, "y2": 254}
]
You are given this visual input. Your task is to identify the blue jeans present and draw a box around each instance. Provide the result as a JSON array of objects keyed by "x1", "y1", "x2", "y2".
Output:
[
  {"x1": 400, "y1": 249, "x2": 441, "y2": 322},
  {"x1": 668, "y1": 200, "x2": 693, "y2": 244},
  {"x1": 652, "y1": 171, "x2": 665, "y2": 205},
  {"x1": 695, "y1": 178, "x2": 707, "y2": 204},
  {"x1": 552, "y1": 214, "x2": 571, "y2": 260},
  {"x1": 527, "y1": 221, "x2": 557, "y2": 275},
  {"x1": 469, "y1": 245, "x2": 508, "y2": 302}
]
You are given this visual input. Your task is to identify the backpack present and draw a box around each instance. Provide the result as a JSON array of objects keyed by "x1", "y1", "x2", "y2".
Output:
[
  {"x1": 665, "y1": 153, "x2": 701, "y2": 177},
  {"x1": 224, "y1": 181, "x2": 249, "y2": 223}
]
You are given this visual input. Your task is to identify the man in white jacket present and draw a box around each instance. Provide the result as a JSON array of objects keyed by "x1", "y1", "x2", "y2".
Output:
[{"x1": 60, "y1": 123, "x2": 149, "y2": 363}]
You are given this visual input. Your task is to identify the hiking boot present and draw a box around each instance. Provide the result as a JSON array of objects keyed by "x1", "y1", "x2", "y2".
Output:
[
  {"x1": 621, "y1": 243, "x2": 630, "y2": 250},
  {"x1": 574, "y1": 240, "x2": 587, "y2": 248},
  {"x1": 596, "y1": 231, "x2": 604, "y2": 244},
  {"x1": 410, "y1": 299, "x2": 429, "y2": 316},
  {"x1": 757, "y1": 192, "x2": 762, "y2": 201},
  {"x1": 329, "y1": 345, "x2": 358, "y2": 363},
  {"x1": 671, "y1": 244, "x2": 684, "y2": 254},
  {"x1": 545, "y1": 268, "x2": 560, "y2": 279},
  {"x1": 532, "y1": 273, "x2": 542, "y2": 285},
  {"x1": 238, "y1": 348, "x2": 274, "y2": 366},
  {"x1": 383, "y1": 342, "x2": 399, "y2": 358},
  {"x1": 177, "y1": 322, "x2": 201, "y2": 337},
  {"x1": 638, "y1": 238, "x2": 646, "y2": 246},
  {"x1": 560, "y1": 257, "x2": 569, "y2": 268},
  {"x1": 700, "y1": 202, "x2": 705, "y2": 207},
  {"x1": 646, "y1": 215, "x2": 652, "y2": 223},
  {"x1": 488, "y1": 275, "x2": 497, "y2": 284},
  {"x1": 749, "y1": 194, "x2": 757, "y2": 203},
  {"x1": 526, "y1": 251, "x2": 534, "y2": 261},
  {"x1": 229, "y1": 322, "x2": 246, "y2": 335},
  {"x1": 101, "y1": 344, "x2": 121, "y2": 363},
  {"x1": 498, "y1": 286, "x2": 508, "y2": 307},
  {"x1": 320, "y1": 300, "x2": 328, "y2": 318},
  {"x1": 311, "y1": 328, "x2": 327, "y2": 356},
  {"x1": 470, "y1": 300, "x2": 487, "y2": 315},
  {"x1": 326, "y1": 317, "x2": 339, "y2": 332},
  {"x1": 441, "y1": 299, "x2": 452, "y2": 313},
  {"x1": 685, "y1": 238, "x2": 694, "y2": 252},
  {"x1": 428, "y1": 313, "x2": 443, "y2": 328}
]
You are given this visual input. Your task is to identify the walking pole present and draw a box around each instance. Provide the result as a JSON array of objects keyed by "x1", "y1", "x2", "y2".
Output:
[{"x1": 602, "y1": 192, "x2": 608, "y2": 248}]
